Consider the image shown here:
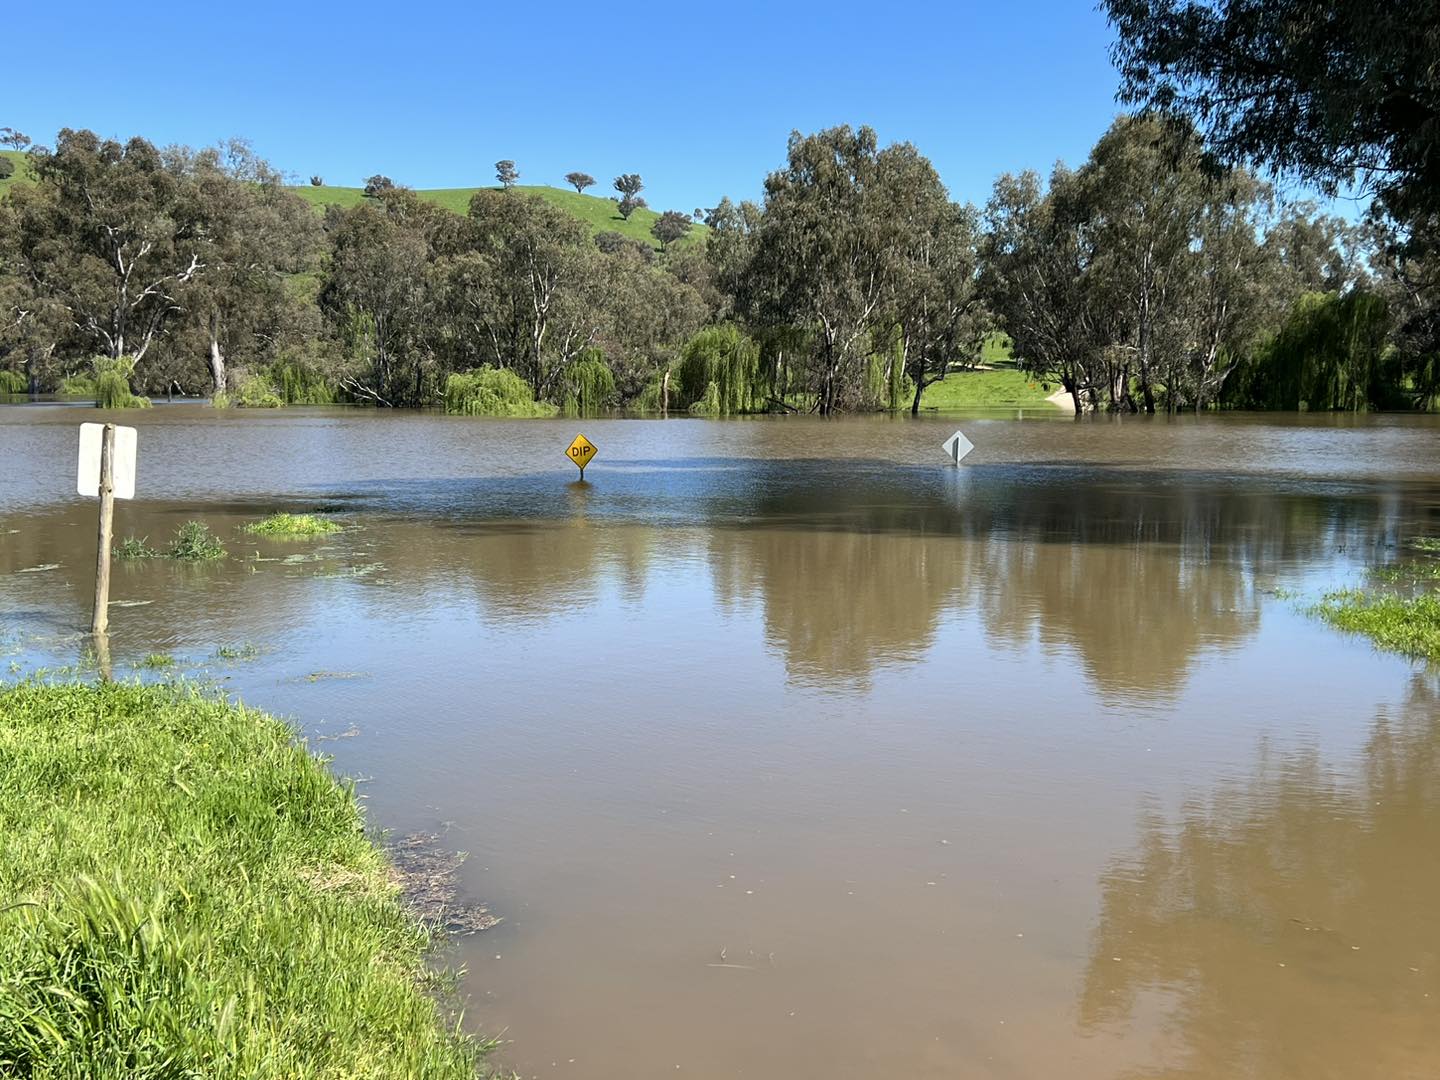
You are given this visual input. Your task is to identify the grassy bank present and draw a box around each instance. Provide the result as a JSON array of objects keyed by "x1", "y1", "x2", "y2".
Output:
[
  {"x1": 920, "y1": 367, "x2": 1060, "y2": 409},
  {"x1": 0, "y1": 681, "x2": 490, "y2": 1077}
]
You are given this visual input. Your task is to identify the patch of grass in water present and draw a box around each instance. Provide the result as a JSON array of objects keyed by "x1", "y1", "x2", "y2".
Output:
[
  {"x1": 1408, "y1": 537, "x2": 1440, "y2": 553},
  {"x1": 0, "y1": 680, "x2": 493, "y2": 1077},
  {"x1": 1369, "y1": 562, "x2": 1440, "y2": 583},
  {"x1": 114, "y1": 535, "x2": 160, "y2": 560},
  {"x1": 1310, "y1": 589, "x2": 1440, "y2": 661},
  {"x1": 213, "y1": 643, "x2": 260, "y2": 661},
  {"x1": 168, "y1": 521, "x2": 226, "y2": 561},
  {"x1": 137, "y1": 652, "x2": 176, "y2": 669},
  {"x1": 244, "y1": 512, "x2": 342, "y2": 538}
]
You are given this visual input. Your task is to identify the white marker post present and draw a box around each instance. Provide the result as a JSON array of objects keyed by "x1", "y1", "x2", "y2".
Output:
[
  {"x1": 77, "y1": 423, "x2": 137, "y2": 634},
  {"x1": 942, "y1": 429, "x2": 974, "y2": 466}
]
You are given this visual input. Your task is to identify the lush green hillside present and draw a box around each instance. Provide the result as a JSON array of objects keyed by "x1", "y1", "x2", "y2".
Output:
[
  {"x1": 292, "y1": 182, "x2": 704, "y2": 249},
  {"x1": 0, "y1": 148, "x2": 36, "y2": 187}
]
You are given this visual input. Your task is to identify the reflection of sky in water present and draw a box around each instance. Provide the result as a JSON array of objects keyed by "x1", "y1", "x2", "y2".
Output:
[{"x1": 3, "y1": 410, "x2": 1440, "y2": 1080}]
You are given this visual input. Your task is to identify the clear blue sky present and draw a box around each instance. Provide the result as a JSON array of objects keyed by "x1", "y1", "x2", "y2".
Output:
[{"x1": 8, "y1": 0, "x2": 1126, "y2": 212}]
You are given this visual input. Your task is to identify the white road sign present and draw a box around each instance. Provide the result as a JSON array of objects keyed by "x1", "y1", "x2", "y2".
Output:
[
  {"x1": 942, "y1": 429, "x2": 974, "y2": 466},
  {"x1": 77, "y1": 423, "x2": 138, "y2": 500}
]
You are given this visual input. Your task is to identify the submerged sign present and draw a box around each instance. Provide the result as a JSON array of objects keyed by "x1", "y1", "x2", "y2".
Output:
[
  {"x1": 941, "y1": 429, "x2": 974, "y2": 466},
  {"x1": 566, "y1": 433, "x2": 597, "y2": 478}
]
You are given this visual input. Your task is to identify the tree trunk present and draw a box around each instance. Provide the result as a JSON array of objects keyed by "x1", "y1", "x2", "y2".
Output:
[
  {"x1": 910, "y1": 375, "x2": 924, "y2": 416},
  {"x1": 210, "y1": 338, "x2": 228, "y2": 397}
]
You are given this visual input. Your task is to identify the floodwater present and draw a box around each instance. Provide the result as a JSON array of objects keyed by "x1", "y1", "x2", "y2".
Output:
[{"x1": 3, "y1": 405, "x2": 1440, "y2": 1080}]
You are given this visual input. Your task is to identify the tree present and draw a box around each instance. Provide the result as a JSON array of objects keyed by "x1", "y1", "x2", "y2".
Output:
[
  {"x1": 650, "y1": 210, "x2": 692, "y2": 251},
  {"x1": 750, "y1": 126, "x2": 929, "y2": 413},
  {"x1": 565, "y1": 171, "x2": 595, "y2": 194},
  {"x1": 0, "y1": 158, "x2": 12, "y2": 181},
  {"x1": 310, "y1": 175, "x2": 323, "y2": 186},
  {"x1": 9, "y1": 130, "x2": 208, "y2": 367},
  {"x1": 495, "y1": 160, "x2": 519, "y2": 189},
  {"x1": 448, "y1": 190, "x2": 602, "y2": 396},
  {"x1": 363, "y1": 174, "x2": 395, "y2": 199},
  {"x1": 0, "y1": 128, "x2": 30, "y2": 150},
  {"x1": 1105, "y1": 0, "x2": 1440, "y2": 221},
  {"x1": 613, "y1": 174, "x2": 645, "y2": 220},
  {"x1": 178, "y1": 139, "x2": 322, "y2": 394},
  {"x1": 891, "y1": 200, "x2": 990, "y2": 414}
]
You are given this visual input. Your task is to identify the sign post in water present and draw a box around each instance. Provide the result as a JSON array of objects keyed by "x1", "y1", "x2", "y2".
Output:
[
  {"x1": 942, "y1": 429, "x2": 974, "y2": 466},
  {"x1": 566, "y1": 433, "x2": 597, "y2": 480},
  {"x1": 77, "y1": 422, "x2": 137, "y2": 635}
]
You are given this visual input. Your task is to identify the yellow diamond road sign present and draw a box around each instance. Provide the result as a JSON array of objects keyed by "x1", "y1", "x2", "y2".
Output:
[{"x1": 566, "y1": 433, "x2": 597, "y2": 475}]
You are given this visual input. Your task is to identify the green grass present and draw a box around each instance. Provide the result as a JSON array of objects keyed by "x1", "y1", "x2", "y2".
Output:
[
  {"x1": 0, "y1": 149, "x2": 37, "y2": 189},
  {"x1": 113, "y1": 536, "x2": 159, "y2": 560},
  {"x1": 168, "y1": 521, "x2": 226, "y2": 561},
  {"x1": 292, "y1": 182, "x2": 703, "y2": 250},
  {"x1": 1311, "y1": 589, "x2": 1440, "y2": 661},
  {"x1": 0, "y1": 680, "x2": 489, "y2": 1077},
  {"x1": 243, "y1": 513, "x2": 342, "y2": 538},
  {"x1": 920, "y1": 367, "x2": 1061, "y2": 410}
]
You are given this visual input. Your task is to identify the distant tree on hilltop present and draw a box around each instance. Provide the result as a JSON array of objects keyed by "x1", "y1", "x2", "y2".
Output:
[
  {"x1": 363, "y1": 175, "x2": 395, "y2": 198},
  {"x1": 565, "y1": 171, "x2": 595, "y2": 194},
  {"x1": 310, "y1": 175, "x2": 323, "y2": 186},
  {"x1": 495, "y1": 160, "x2": 519, "y2": 188},
  {"x1": 613, "y1": 174, "x2": 645, "y2": 220},
  {"x1": 651, "y1": 210, "x2": 692, "y2": 251},
  {"x1": 0, "y1": 127, "x2": 31, "y2": 151}
]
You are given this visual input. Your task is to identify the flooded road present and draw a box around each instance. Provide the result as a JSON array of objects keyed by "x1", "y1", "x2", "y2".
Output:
[{"x1": 3, "y1": 405, "x2": 1440, "y2": 1079}]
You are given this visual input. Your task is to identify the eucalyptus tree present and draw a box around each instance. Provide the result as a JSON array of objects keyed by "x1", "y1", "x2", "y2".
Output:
[
  {"x1": 178, "y1": 140, "x2": 322, "y2": 394},
  {"x1": 981, "y1": 167, "x2": 1108, "y2": 412},
  {"x1": 8, "y1": 130, "x2": 209, "y2": 372},
  {"x1": 750, "y1": 125, "x2": 934, "y2": 413},
  {"x1": 565, "y1": 171, "x2": 595, "y2": 194},
  {"x1": 453, "y1": 189, "x2": 604, "y2": 397},
  {"x1": 320, "y1": 189, "x2": 448, "y2": 405},
  {"x1": 702, "y1": 196, "x2": 762, "y2": 318},
  {"x1": 613, "y1": 174, "x2": 645, "y2": 220},
  {"x1": 1105, "y1": 0, "x2": 1440, "y2": 222},
  {"x1": 650, "y1": 210, "x2": 692, "y2": 251},
  {"x1": 495, "y1": 160, "x2": 519, "y2": 188},
  {"x1": 889, "y1": 199, "x2": 989, "y2": 414}
]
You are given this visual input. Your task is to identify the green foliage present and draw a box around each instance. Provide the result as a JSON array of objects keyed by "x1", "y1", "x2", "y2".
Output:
[
  {"x1": 651, "y1": 210, "x2": 692, "y2": 250},
  {"x1": 168, "y1": 521, "x2": 226, "y2": 561},
  {"x1": 0, "y1": 156, "x2": 13, "y2": 181},
  {"x1": 232, "y1": 372, "x2": 284, "y2": 408},
  {"x1": 0, "y1": 681, "x2": 486, "y2": 1078},
  {"x1": 557, "y1": 350, "x2": 616, "y2": 416},
  {"x1": 1311, "y1": 589, "x2": 1440, "y2": 660},
  {"x1": 270, "y1": 356, "x2": 335, "y2": 404},
  {"x1": 443, "y1": 367, "x2": 557, "y2": 417},
  {"x1": 1224, "y1": 291, "x2": 1395, "y2": 410},
  {"x1": 139, "y1": 652, "x2": 177, "y2": 668},
  {"x1": 676, "y1": 325, "x2": 762, "y2": 414},
  {"x1": 211, "y1": 390, "x2": 231, "y2": 409},
  {"x1": 243, "y1": 513, "x2": 341, "y2": 538},
  {"x1": 0, "y1": 370, "x2": 26, "y2": 395},
  {"x1": 91, "y1": 356, "x2": 151, "y2": 409},
  {"x1": 113, "y1": 536, "x2": 159, "y2": 560},
  {"x1": 57, "y1": 373, "x2": 97, "y2": 399}
]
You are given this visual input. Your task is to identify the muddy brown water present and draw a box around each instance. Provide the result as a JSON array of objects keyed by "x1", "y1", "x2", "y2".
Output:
[{"x1": 3, "y1": 404, "x2": 1440, "y2": 1079}]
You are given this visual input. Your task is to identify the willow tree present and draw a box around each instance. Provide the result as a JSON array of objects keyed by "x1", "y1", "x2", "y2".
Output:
[{"x1": 674, "y1": 324, "x2": 762, "y2": 414}]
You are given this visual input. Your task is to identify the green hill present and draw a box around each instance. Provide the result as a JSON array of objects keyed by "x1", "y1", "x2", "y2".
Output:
[
  {"x1": 292, "y1": 182, "x2": 704, "y2": 250},
  {"x1": 0, "y1": 149, "x2": 36, "y2": 187}
]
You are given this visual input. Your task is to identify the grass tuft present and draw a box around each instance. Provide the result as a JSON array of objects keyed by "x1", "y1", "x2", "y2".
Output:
[
  {"x1": 1310, "y1": 589, "x2": 1440, "y2": 661},
  {"x1": 113, "y1": 536, "x2": 159, "y2": 560},
  {"x1": 168, "y1": 521, "x2": 226, "y2": 561},
  {"x1": 0, "y1": 681, "x2": 489, "y2": 1077},
  {"x1": 243, "y1": 513, "x2": 342, "y2": 538}
]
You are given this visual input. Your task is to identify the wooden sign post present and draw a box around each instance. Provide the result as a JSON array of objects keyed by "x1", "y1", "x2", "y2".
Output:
[{"x1": 77, "y1": 422, "x2": 138, "y2": 635}]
